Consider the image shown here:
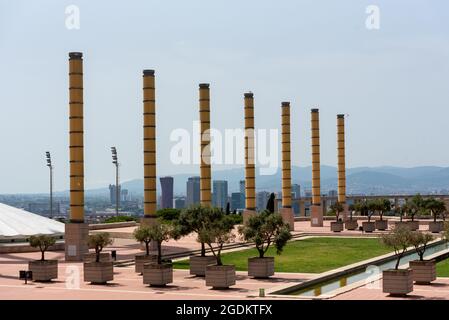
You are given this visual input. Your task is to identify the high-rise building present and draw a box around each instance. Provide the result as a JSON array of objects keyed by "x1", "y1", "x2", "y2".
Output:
[
  {"x1": 186, "y1": 176, "x2": 200, "y2": 207},
  {"x1": 292, "y1": 184, "x2": 301, "y2": 199},
  {"x1": 174, "y1": 197, "x2": 186, "y2": 209},
  {"x1": 231, "y1": 192, "x2": 245, "y2": 211},
  {"x1": 160, "y1": 176, "x2": 174, "y2": 209},
  {"x1": 109, "y1": 184, "x2": 121, "y2": 206},
  {"x1": 256, "y1": 191, "x2": 270, "y2": 211},
  {"x1": 328, "y1": 189, "x2": 338, "y2": 197},
  {"x1": 121, "y1": 189, "x2": 129, "y2": 202},
  {"x1": 239, "y1": 180, "x2": 245, "y2": 195},
  {"x1": 213, "y1": 180, "x2": 228, "y2": 209}
]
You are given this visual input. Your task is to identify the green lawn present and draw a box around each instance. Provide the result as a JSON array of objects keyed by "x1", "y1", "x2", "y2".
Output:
[
  {"x1": 173, "y1": 237, "x2": 391, "y2": 274},
  {"x1": 437, "y1": 260, "x2": 449, "y2": 277}
]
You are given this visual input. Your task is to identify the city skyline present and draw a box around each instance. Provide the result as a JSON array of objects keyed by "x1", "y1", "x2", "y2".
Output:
[{"x1": 1, "y1": 1, "x2": 449, "y2": 194}]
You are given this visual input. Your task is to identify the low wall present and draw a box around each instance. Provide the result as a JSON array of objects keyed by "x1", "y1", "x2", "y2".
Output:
[
  {"x1": 89, "y1": 221, "x2": 137, "y2": 230},
  {"x1": 0, "y1": 241, "x2": 65, "y2": 254}
]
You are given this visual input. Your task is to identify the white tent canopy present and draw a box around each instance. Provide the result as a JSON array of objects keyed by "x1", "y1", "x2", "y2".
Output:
[{"x1": 0, "y1": 203, "x2": 64, "y2": 239}]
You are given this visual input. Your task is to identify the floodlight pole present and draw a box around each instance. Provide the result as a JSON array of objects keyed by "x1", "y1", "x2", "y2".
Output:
[
  {"x1": 111, "y1": 147, "x2": 119, "y2": 217},
  {"x1": 46, "y1": 152, "x2": 53, "y2": 219}
]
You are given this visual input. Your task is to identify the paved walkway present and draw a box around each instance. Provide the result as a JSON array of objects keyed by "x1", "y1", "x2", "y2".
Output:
[
  {"x1": 331, "y1": 278, "x2": 449, "y2": 300},
  {"x1": 0, "y1": 250, "x2": 314, "y2": 300}
]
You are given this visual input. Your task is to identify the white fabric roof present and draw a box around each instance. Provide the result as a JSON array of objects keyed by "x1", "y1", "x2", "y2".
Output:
[{"x1": 0, "y1": 203, "x2": 64, "y2": 238}]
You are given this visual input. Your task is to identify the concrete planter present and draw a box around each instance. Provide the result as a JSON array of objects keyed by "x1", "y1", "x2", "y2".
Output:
[
  {"x1": 189, "y1": 255, "x2": 216, "y2": 277},
  {"x1": 394, "y1": 221, "x2": 410, "y2": 230},
  {"x1": 83, "y1": 252, "x2": 111, "y2": 263},
  {"x1": 429, "y1": 221, "x2": 444, "y2": 233},
  {"x1": 28, "y1": 260, "x2": 58, "y2": 282},
  {"x1": 248, "y1": 257, "x2": 274, "y2": 278},
  {"x1": 345, "y1": 220, "x2": 358, "y2": 230},
  {"x1": 205, "y1": 265, "x2": 236, "y2": 289},
  {"x1": 407, "y1": 221, "x2": 419, "y2": 231},
  {"x1": 375, "y1": 219, "x2": 388, "y2": 231},
  {"x1": 330, "y1": 221, "x2": 344, "y2": 232},
  {"x1": 143, "y1": 263, "x2": 173, "y2": 287},
  {"x1": 362, "y1": 221, "x2": 375, "y2": 233},
  {"x1": 382, "y1": 269, "x2": 413, "y2": 296},
  {"x1": 409, "y1": 260, "x2": 436, "y2": 284},
  {"x1": 83, "y1": 261, "x2": 114, "y2": 284},
  {"x1": 135, "y1": 254, "x2": 157, "y2": 274}
]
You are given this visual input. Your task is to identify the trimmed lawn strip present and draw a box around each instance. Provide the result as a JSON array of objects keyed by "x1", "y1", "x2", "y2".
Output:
[{"x1": 173, "y1": 237, "x2": 391, "y2": 274}]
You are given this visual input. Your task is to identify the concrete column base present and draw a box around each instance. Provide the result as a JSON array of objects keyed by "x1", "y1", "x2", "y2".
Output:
[
  {"x1": 341, "y1": 204, "x2": 349, "y2": 222},
  {"x1": 242, "y1": 209, "x2": 257, "y2": 225},
  {"x1": 65, "y1": 222, "x2": 89, "y2": 261},
  {"x1": 280, "y1": 207, "x2": 295, "y2": 231},
  {"x1": 310, "y1": 205, "x2": 323, "y2": 227}
]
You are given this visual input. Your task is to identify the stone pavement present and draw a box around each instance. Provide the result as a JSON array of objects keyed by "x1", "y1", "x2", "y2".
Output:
[{"x1": 0, "y1": 250, "x2": 314, "y2": 300}]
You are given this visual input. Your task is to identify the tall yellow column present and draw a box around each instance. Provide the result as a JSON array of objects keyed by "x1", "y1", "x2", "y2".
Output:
[
  {"x1": 337, "y1": 114, "x2": 348, "y2": 220},
  {"x1": 280, "y1": 102, "x2": 294, "y2": 230},
  {"x1": 310, "y1": 108, "x2": 323, "y2": 227},
  {"x1": 242, "y1": 93, "x2": 256, "y2": 223},
  {"x1": 65, "y1": 52, "x2": 88, "y2": 261},
  {"x1": 142, "y1": 70, "x2": 157, "y2": 225},
  {"x1": 199, "y1": 84, "x2": 212, "y2": 207}
]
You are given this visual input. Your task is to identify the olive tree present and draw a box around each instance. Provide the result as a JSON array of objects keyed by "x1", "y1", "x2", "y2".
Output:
[
  {"x1": 88, "y1": 233, "x2": 113, "y2": 263},
  {"x1": 381, "y1": 226, "x2": 413, "y2": 270},
  {"x1": 238, "y1": 210, "x2": 292, "y2": 258},
  {"x1": 29, "y1": 235, "x2": 56, "y2": 261}
]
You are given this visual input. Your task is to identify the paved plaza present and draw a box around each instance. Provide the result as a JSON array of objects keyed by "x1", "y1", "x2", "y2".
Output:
[{"x1": 0, "y1": 220, "x2": 446, "y2": 300}]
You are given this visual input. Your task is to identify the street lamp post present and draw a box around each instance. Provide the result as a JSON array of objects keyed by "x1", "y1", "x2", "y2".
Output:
[
  {"x1": 111, "y1": 147, "x2": 119, "y2": 217},
  {"x1": 46, "y1": 151, "x2": 53, "y2": 219}
]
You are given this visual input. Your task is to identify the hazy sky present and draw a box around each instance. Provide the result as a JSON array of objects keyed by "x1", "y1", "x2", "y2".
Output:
[{"x1": 0, "y1": 0, "x2": 448, "y2": 193}]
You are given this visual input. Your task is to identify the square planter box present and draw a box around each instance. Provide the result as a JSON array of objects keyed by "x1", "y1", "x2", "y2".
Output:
[
  {"x1": 83, "y1": 252, "x2": 111, "y2": 263},
  {"x1": 345, "y1": 220, "x2": 358, "y2": 230},
  {"x1": 248, "y1": 257, "x2": 274, "y2": 278},
  {"x1": 135, "y1": 254, "x2": 157, "y2": 274},
  {"x1": 407, "y1": 221, "x2": 419, "y2": 231},
  {"x1": 205, "y1": 265, "x2": 236, "y2": 289},
  {"x1": 83, "y1": 261, "x2": 114, "y2": 284},
  {"x1": 28, "y1": 260, "x2": 58, "y2": 282},
  {"x1": 375, "y1": 219, "x2": 388, "y2": 231},
  {"x1": 394, "y1": 221, "x2": 410, "y2": 230},
  {"x1": 189, "y1": 255, "x2": 217, "y2": 277},
  {"x1": 143, "y1": 263, "x2": 173, "y2": 287},
  {"x1": 382, "y1": 269, "x2": 413, "y2": 296},
  {"x1": 409, "y1": 260, "x2": 436, "y2": 284},
  {"x1": 429, "y1": 221, "x2": 444, "y2": 233},
  {"x1": 362, "y1": 221, "x2": 375, "y2": 233},
  {"x1": 330, "y1": 221, "x2": 344, "y2": 232}
]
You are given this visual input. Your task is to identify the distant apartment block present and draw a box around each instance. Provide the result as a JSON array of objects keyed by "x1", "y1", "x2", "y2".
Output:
[
  {"x1": 186, "y1": 176, "x2": 200, "y2": 207},
  {"x1": 160, "y1": 176, "x2": 174, "y2": 209}
]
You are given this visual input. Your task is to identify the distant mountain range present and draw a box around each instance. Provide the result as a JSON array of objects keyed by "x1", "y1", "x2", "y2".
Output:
[{"x1": 83, "y1": 166, "x2": 449, "y2": 197}]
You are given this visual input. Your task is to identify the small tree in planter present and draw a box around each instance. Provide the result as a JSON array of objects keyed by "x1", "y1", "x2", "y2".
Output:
[
  {"x1": 329, "y1": 202, "x2": 344, "y2": 232},
  {"x1": 142, "y1": 219, "x2": 177, "y2": 287},
  {"x1": 133, "y1": 225, "x2": 157, "y2": 274},
  {"x1": 375, "y1": 198, "x2": 391, "y2": 231},
  {"x1": 424, "y1": 198, "x2": 446, "y2": 233},
  {"x1": 380, "y1": 226, "x2": 414, "y2": 296},
  {"x1": 409, "y1": 232, "x2": 436, "y2": 284},
  {"x1": 199, "y1": 212, "x2": 236, "y2": 289},
  {"x1": 345, "y1": 204, "x2": 358, "y2": 230},
  {"x1": 238, "y1": 210, "x2": 292, "y2": 278},
  {"x1": 28, "y1": 235, "x2": 58, "y2": 282},
  {"x1": 176, "y1": 205, "x2": 220, "y2": 276},
  {"x1": 359, "y1": 201, "x2": 375, "y2": 233},
  {"x1": 84, "y1": 233, "x2": 114, "y2": 284}
]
